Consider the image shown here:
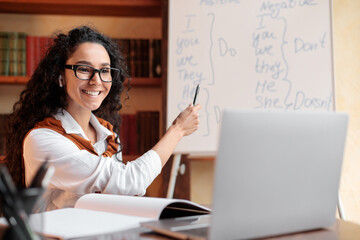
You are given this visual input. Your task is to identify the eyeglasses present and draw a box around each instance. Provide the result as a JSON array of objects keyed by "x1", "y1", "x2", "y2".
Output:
[{"x1": 64, "y1": 64, "x2": 120, "y2": 83}]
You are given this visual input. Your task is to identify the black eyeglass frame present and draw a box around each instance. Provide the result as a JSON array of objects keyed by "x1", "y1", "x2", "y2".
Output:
[{"x1": 64, "y1": 64, "x2": 120, "y2": 83}]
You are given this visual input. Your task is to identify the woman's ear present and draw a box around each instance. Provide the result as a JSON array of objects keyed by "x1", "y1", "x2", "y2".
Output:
[{"x1": 58, "y1": 75, "x2": 64, "y2": 87}]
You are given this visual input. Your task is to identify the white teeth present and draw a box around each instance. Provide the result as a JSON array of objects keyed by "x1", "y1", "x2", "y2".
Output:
[{"x1": 83, "y1": 90, "x2": 100, "y2": 96}]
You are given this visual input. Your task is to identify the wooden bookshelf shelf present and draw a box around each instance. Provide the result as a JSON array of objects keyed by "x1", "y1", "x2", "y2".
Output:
[
  {"x1": 0, "y1": 0, "x2": 162, "y2": 17},
  {"x1": 0, "y1": 76, "x2": 162, "y2": 87},
  {"x1": 125, "y1": 77, "x2": 162, "y2": 87},
  {"x1": 0, "y1": 76, "x2": 28, "y2": 84}
]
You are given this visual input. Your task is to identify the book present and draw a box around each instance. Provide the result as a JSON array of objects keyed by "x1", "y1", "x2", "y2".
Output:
[
  {"x1": 0, "y1": 32, "x2": 10, "y2": 76},
  {"x1": 0, "y1": 193, "x2": 210, "y2": 239},
  {"x1": 26, "y1": 35, "x2": 36, "y2": 76},
  {"x1": 139, "y1": 39, "x2": 149, "y2": 77},
  {"x1": 119, "y1": 113, "x2": 138, "y2": 156},
  {"x1": 111, "y1": 38, "x2": 160, "y2": 78},
  {"x1": 137, "y1": 111, "x2": 148, "y2": 153},
  {"x1": 150, "y1": 111, "x2": 160, "y2": 150},
  {"x1": 152, "y1": 39, "x2": 162, "y2": 78},
  {"x1": 8, "y1": 32, "x2": 18, "y2": 76},
  {"x1": 148, "y1": 39, "x2": 155, "y2": 78},
  {"x1": 17, "y1": 33, "x2": 27, "y2": 76},
  {"x1": 26, "y1": 36, "x2": 52, "y2": 77},
  {"x1": 116, "y1": 38, "x2": 131, "y2": 74},
  {"x1": 129, "y1": 39, "x2": 137, "y2": 77},
  {"x1": 75, "y1": 194, "x2": 210, "y2": 219},
  {"x1": 137, "y1": 111, "x2": 159, "y2": 154},
  {"x1": 0, "y1": 32, "x2": 27, "y2": 77}
]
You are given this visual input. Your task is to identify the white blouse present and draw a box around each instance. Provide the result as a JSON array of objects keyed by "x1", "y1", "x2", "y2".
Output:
[{"x1": 23, "y1": 109, "x2": 162, "y2": 211}]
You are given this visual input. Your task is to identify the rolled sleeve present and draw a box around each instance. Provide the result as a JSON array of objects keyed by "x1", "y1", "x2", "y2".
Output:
[{"x1": 103, "y1": 150, "x2": 162, "y2": 196}]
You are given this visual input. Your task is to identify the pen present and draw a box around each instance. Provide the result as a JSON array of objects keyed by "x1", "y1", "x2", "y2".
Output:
[{"x1": 193, "y1": 84, "x2": 200, "y2": 105}]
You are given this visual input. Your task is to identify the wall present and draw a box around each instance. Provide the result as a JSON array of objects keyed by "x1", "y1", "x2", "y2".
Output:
[
  {"x1": 333, "y1": 0, "x2": 360, "y2": 224},
  {"x1": 0, "y1": 14, "x2": 162, "y2": 38}
]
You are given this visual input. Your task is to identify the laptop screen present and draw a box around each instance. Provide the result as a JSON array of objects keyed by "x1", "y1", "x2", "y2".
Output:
[{"x1": 210, "y1": 109, "x2": 348, "y2": 239}]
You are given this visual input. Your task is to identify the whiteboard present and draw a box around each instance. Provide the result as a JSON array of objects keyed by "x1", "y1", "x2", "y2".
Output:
[{"x1": 166, "y1": 0, "x2": 334, "y2": 154}]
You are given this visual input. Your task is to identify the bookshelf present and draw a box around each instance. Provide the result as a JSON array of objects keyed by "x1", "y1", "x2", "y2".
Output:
[
  {"x1": 0, "y1": 0, "x2": 162, "y2": 17},
  {"x1": 0, "y1": 4, "x2": 164, "y2": 162},
  {"x1": 0, "y1": 0, "x2": 164, "y2": 150},
  {"x1": 0, "y1": 0, "x2": 190, "y2": 200},
  {"x1": 0, "y1": 0, "x2": 163, "y2": 88}
]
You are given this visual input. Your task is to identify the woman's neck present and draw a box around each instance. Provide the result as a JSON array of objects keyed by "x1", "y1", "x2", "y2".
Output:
[{"x1": 65, "y1": 107, "x2": 94, "y2": 138}]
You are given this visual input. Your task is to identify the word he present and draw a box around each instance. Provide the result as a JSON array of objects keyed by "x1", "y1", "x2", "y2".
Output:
[
  {"x1": 255, "y1": 79, "x2": 278, "y2": 94},
  {"x1": 181, "y1": 84, "x2": 202, "y2": 100}
]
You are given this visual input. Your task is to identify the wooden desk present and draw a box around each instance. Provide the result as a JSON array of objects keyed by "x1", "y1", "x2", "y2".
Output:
[
  {"x1": 126, "y1": 220, "x2": 360, "y2": 239},
  {"x1": 262, "y1": 220, "x2": 360, "y2": 240},
  {"x1": 80, "y1": 219, "x2": 360, "y2": 239},
  {"x1": 1, "y1": 219, "x2": 359, "y2": 239}
]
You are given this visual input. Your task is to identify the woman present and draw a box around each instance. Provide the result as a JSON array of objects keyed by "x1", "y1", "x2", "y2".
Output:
[{"x1": 5, "y1": 26, "x2": 201, "y2": 211}]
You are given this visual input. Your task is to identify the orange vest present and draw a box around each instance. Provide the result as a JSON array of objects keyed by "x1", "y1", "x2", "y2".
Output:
[
  {"x1": 26, "y1": 117, "x2": 119, "y2": 158},
  {"x1": 21, "y1": 117, "x2": 119, "y2": 188}
]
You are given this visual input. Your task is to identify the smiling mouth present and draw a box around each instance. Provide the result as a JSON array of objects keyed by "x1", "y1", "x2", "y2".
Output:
[{"x1": 83, "y1": 90, "x2": 101, "y2": 96}]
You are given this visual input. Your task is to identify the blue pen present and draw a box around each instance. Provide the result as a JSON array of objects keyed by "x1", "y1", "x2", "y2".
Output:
[{"x1": 193, "y1": 84, "x2": 200, "y2": 105}]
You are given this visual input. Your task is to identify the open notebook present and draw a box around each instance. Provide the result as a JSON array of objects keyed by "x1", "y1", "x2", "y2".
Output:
[
  {"x1": 0, "y1": 193, "x2": 210, "y2": 239},
  {"x1": 142, "y1": 109, "x2": 349, "y2": 240}
]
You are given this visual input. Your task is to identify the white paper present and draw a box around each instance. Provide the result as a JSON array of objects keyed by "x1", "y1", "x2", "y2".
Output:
[
  {"x1": 29, "y1": 208, "x2": 152, "y2": 239},
  {"x1": 75, "y1": 193, "x2": 211, "y2": 219}
]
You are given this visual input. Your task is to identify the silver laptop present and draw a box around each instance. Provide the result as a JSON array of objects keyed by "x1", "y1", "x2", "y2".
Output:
[{"x1": 142, "y1": 109, "x2": 349, "y2": 240}]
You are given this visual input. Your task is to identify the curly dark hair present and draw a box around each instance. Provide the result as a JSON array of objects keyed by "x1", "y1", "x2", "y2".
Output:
[{"x1": 5, "y1": 26, "x2": 129, "y2": 188}]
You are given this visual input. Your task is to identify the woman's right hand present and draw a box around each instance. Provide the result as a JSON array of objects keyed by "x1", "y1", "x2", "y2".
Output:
[
  {"x1": 151, "y1": 103, "x2": 202, "y2": 167},
  {"x1": 172, "y1": 103, "x2": 202, "y2": 137}
]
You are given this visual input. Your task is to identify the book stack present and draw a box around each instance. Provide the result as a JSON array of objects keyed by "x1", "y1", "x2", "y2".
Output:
[
  {"x1": 113, "y1": 38, "x2": 162, "y2": 78},
  {"x1": 0, "y1": 32, "x2": 27, "y2": 76},
  {"x1": 120, "y1": 111, "x2": 160, "y2": 155}
]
